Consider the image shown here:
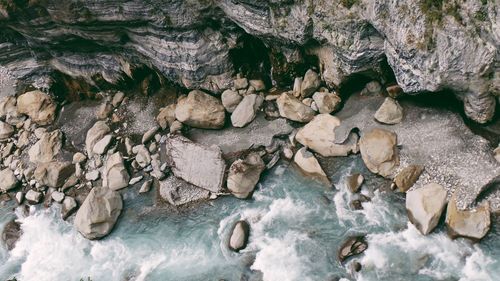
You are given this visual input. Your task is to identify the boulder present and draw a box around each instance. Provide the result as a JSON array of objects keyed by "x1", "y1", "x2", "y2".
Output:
[
  {"x1": 25, "y1": 189, "x2": 43, "y2": 204},
  {"x1": 406, "y1": 183, "x2": 448, "y2": 235},
  {"x1": 0, "y1": 96, "x2": 17, "y2": 118},
  {"x1": 234, "y1": 77, "x2": 249, "y2": 90},
  {"x1": 134, "y1": 145, "x2": 151, "y2": 168},
  {"x1": 221, "y1": 89, "x2": 243, "y2": 113},
  {"x1": 104, "y1": 152, "x2": 130, "y2": 191},
  {"x1": 293, "y1": 147, "x2": 329, "y2": 184},
  {"x1": 346, "y1": 173, "x2": 364, "y2": 193},
  {"x1": 360, "y1": 81, "x2": 382, "y2": 95},
  {"x1": 164, "y1": 134, "x2": 226, "y2": 193},
  {"x1": 494, "y1": 145, "x2": 500, "y2": 163},
  {"x1": 394, "y1": 165, "x2": 424, "y2": 192},
  {"x1": 28, "y1": 130, "x2": 63, "y2": 163},
  {"x1": 73, "y1": 152, "x2": 87, "y2": 164},
  {"x1": 312, "y1": 92, "x2": 341, "y2": 114},
  {"x1": 156, "y1": 104, "x2": 177, "y2": 129},
  {"x1": 159, "y1": 176, "x2": 210, "y2": 206},
  {"x1": 74, "y1": 187, "x2": 123, "y2": 240},
  {"x1": 51, "y1": 191, "x2": 65, "y2": 203},
  {"x1": 338, "y1": 236, "x2": 368, "y2": 262},
  {"x1": 175, "y1": 90, "x2": 225, "y2": 129},
  {"x1": 227, "y1": 152, "x2": 265, "y2": 199},
  {"x1": 0, "y1": 121, "x2": 14, "y2": 140},
  {"x1": 229, "y1": 220, "x2": 250, "y2": 252},
  {"x1": 445, "y1": 196, "x2": 490, "y2": 241},
  {"x1": 359, "y1": 128, "x2": 399, "y2": 178},
  {"x1": 62, "y1": 196, "x2": 78, "y2": 220},
  {"x1": 276, "y1": 93, "x2": 315, "y2": 123},
  {"x1": 301, "y1": 69, "x2": 321, "y2": 98},
  {"x1": 85, "y1": 121, "x2": 110, "y2": 156},
  {"x1": 92, "y1": 134, "x2": 113, "y2": 155},
  {"x1": 0, "y1": 168, "x2": 18, "y2": 192},
  {"x1": 374, "y1": 97, "x2": 404, "y2": 124},
  {"x1": 34, "y1": 161, "x2": 75, "y2": 188},
  {"x1": 1, "y1": 219, "x2": 21, "y2": 251},
  {"x1": 296, "y1": 114, "x2": 358, "y2": 157},
  {"x1": 231, "y1": 94, "x2": 263, "y2": 128},
  {"x1": 16, "y1": 90, "x2": 56, "y2": 125}
]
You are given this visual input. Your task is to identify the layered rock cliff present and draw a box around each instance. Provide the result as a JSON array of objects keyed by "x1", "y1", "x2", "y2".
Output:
[{"x1": 0, "y1": 0, "x2": 498, "y2": 122}]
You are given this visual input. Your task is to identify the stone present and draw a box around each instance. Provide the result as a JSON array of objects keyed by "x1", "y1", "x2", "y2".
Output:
[
  {"x1": 73, "y1": 152, "x2": 87, "y2": 164},
  {"x1": 227, "y1": 152, "x2": 265, "y2": 199},
  {"x1": 296, "y1": 114, "x2": 358, "y2": 157},
  {"x1": 293, "y1": 147, "x2": 329, "y2": 184},
  {"x1": 16, "y1": 90, "x2": 56, "y2": 125},
  {"x1": 0, "y1": 96, "x2": 17, "y2": 118},
  {"x1": 301, "y1": 69, "x2": 321, "y2": 98},
  {"x1": 165, "y1": 134, "x2": 226, "y2": 193},
  {"x1": 92, "y1": 134, "x2": 113, "y2": 155},
  {"x1": 359, "y1": 128, "x2": 399, "y2": 178},
  {"x1": 386, "y1": 85, "x2": 403, "y2": 98},
  {"x1": 361, "y1": 81, "x2": 382, "y2": 95},
  {"x1": 142, "y1": 126, "x2": 159, "y2": 143},
  {"x1": 231, "y1": 94, "x2": 263, "y2": 128},
  {"x1": 346, "y1": 173, "x2": 364, "y2": 193},
  {"x1": 51, "y1": 191, "x2": 65, "y2": 203},
  {"x1": 394, "y1": 165, "x2": 424, "y2": 192},
  {"x1": 0, "y1": 121, "x2": 14, "y2": 140},
  {"x1": 175, "y1": 90, "x2": 225, "y2": 129},
  {"x1": 446, "y1": 196, "x2": 490, "y2": 241},
  {"x1": 104, "y1": 152, "x2": 130, "y2": 191},
  {"x1": 85, "y1": 170, "x2": 100, "y2": 181},
  {"x1": 111, "y1": 91, "x2": 125, "y2": 107},
  {"x1": 170, "y1": 120, "x2": 183, "y2": 132},
  {"x1": 1, "y1": 219, "x2": 21, "y2": 251},
  {"x1": 159, "y1": 176, "x2": 210, "y2": 206},
  {"x1": 16, "y1": 130, "x2": 30, "y2": 148},
  {"x1": 62, "y1": 196, "x2": 78, "y2": 220},
  {"x1": 221, "y1": 89, "x2": 243, "y2": 113},
  {"x1": 234, "y1": 77, "x2": 249, "y2": 90},
  {"x1": 85, "y1": 121, "x2": 110, "y2": 156},
  {"x1": 338, "y1": 236, "x2": 368, "y2": 263},
  {"x1": 156, "y1": 104, "x2": 176, "y2": 129},
  {"x1": 494, "y1": 145, "x2": 500, "y2": 163},
  {"x1": 229, "y1": 220, "x2": 250, "y2": 252},
  {"x1": 374, "y1": 97, "x2": 404, "y2": 124},
  {"x1": 249, "y1": 79, "x2": 266, "y2": 91},
  {"x1": 34, "y1": 161, "x2": 75, "y2": 188},
  {"x1": 293, "y1": 78, "x2": 303, "y2": 96},
  {"x1": 15, "y1": 192, "x2": 24, "y2": 204},
  {"x1": 302, "y1": 98, "x2": 313, "y2": 107},
  {"x1": 25, "y1": 189, "x2": 43, "y2": 204},
  {"x1": 134, "y1": 145, "x2": 151, "y2": 168},
  {"x1": 74, "y1": 187, "x2": 123, "y2": 240},
  {"x1": 129, "y1": 176, "x2": 143, "y2": 185},
  {"x1": 0, "y1": 168, "x2": 18, "y2": 192},
  {"x1": 139, "y1": 179, "x2": 153, "y2": 193},
  {"x1": 312, "y1": 92, "x2": 341, "y2": 114},
  {"x1": 276, "y1": 93, "x2": 315, "y2": 123},
  {"x1": 406, "y1": 183, "x2": 448, "y2": 235},
  {"x1": 96, "y1": 102, "x2": 113, "y2": 119},
  {"x1": 28, "y1": 129, "x2": 63, "y2": 163}
]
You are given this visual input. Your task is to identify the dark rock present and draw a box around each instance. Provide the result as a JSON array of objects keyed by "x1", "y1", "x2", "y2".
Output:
[
  {"x1": 337, "y1": 236, "x2": 368, "y2": 262},
  {"x1": 1, "y1": 219, "x2": 21, "y2": 251}
]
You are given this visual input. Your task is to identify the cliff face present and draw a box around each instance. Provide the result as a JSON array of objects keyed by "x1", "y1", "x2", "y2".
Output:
[{"x1": 0, "y1": 0, "x2": 498, "y2": 122}]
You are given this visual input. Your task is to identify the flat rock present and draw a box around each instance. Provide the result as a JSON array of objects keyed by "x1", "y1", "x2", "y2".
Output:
[
  {"x1": 229, "y1": 220, "x2": 250, "y2": 252},
  {"x1": 446, "y1": 195, "x2": 490, "y2": 241},
  {"x1": 231, "y1": 94, "x2": 263, "y2": 128},
  {"x1": 227, "y1": 152, "x2": 265, "y2": 199},
  {"x1": 17, "y1": 90, "x2": 56, "y2": 125},
  {"x1": 374, "y1": 97, "x2": 404, "y2": 124},
  {"x1": 276, "y1": 93, "x2": 315, "y2": 123},
  {"x1": 293, "y1": 147, "x2": 329, "y2": 184},
  {"x1": 159, "y1": 176, "x2": 210, "y2": 206},
  {"x1": 175, "y1": 90, "x2": 225, "y2": 129},
  {"x1": 406, "y1": 183, "x2": 448, "y2": 235},
  {"x1": 359, "y1": 128, "x2": 399, "y2": 178}
]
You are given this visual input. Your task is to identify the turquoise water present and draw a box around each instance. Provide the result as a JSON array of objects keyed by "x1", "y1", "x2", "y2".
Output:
[{"x1": 0, "y1": 157, "x2": 499, "y2": 281}]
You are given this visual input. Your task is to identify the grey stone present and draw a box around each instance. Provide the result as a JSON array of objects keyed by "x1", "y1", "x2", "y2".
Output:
[
  {"x1": 62, "y1": 196, "x2": 78, "y2": 220},
  {"x1": 92, "y1": 134, "x2": 113, "y2": 155},
  {"x1": 85, "y1": 121, "x2": 110, "y2": 156},
  {"x1": 104, "y1": 152, "x2": 130, "y2": 191},
  {"x1": 406, "y1": 183, "x2": 448, "y2": 235},
  {"x1": 230, "y1": 94, "x2": 263, "y2": 128},
  {"x1": 34, "y1": 161, "x2": 75, "y2": 188},
  {"x1": 312, "y1": 91, "x2": 341, "y2": 114},
  {"x1": 301, "y1": 70, "x2": 321, "y2": 98},
  {"x1": 25, "y1": 189, "x2": 43, "y2": 204},
  {"x1": 229, "y1": 220, "x2": 250, "y2": 252},
  {"x1": 0, "y1": 168, "x2": 18, "y2": 192},
  {"x1": 221, "y1": 89, "x2": 242, "y2": 113},
  {"x1": 28, "y1": 129, "x2": 63, "y2": 163},
  {"x1": 227, "y1": 152, "x2": 265, "y2": 199},
  {"x1": 159, "y1": 176, "x2": 210, "y2": 206}
]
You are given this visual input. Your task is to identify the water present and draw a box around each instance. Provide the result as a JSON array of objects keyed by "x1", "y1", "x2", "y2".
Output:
[{"x1": 1, "y1": 158, "x2": 499, "y2": 281}]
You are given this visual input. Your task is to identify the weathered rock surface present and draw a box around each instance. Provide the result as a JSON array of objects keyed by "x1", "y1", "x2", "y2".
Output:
[
  {"x1": 231, "y1": 94, "x2": 263, "y2": 128},
  {"x1": 293, "y1": 147, "x2": 329, "y2": 184},
  {"x1": 74, "y1": 187, "x2": 123, "y2": 240},
  {"x1": 312, "y1": 92, "x2": 341, "y2": 114},
  {"x1": 221, "y1": 89, "x2": 243, "y2": 113},
  {"x1": 34, "y1": 161, "x2": 75, "y2": 188},
  {"x1": 104, "y1": 153, "x2": 130, "y2": 191},
  {"x1": 227, "y1": 152, "x2": 265, "y2": 199},
  {"x1": 276, "y1": 93, "x2": 315, "y2": 123},
  {"x1": 0, "y1": 168, "x2": 18, "y2": 192},
  {"x1": 165, "y1": 134, "x2": 225, "y2": 193},
  {"x1": 406, "y1": 183, "x2": 448, "y2": 235},
  {"x1": 28, "y1": 130, "x2": 63, "y2": 163},
  {"x1": 175, "y1": 90, "x2": 225, "y2": 129},
  {"x1": 229, "y1": 220, "x2": 250, "y2": 252},
  {"x1": 446, "y1": 196, "x2": 490, "y2": 241},
  {"x1": 394, "y1": 165, "x2": 424, "y2": 192},
  {"x1": 16, "y1": 90, "x2": 56, "y2": 125},
  {"x1": 359, "y1": 128, "x2": 399, "y2": 178},
  {"x1": 374, "y1": 97, "x2": 404, "y2": 124},
  {"x1": 159, "y1": 176, "x2": 210, "y2": 206}
]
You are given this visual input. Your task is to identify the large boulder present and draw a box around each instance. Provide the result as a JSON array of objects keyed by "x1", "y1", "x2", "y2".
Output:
[
  {"x1": 16, "y1": 90, "x2": 56, "y2": 125},
  {"x1": 34, "y1": 161, "x2": 75, "y2": 188},
  {"x1": 175, "y1": 90, "x2": 225, "y2": 129},
  {"x1": 393, "y1": 165, "x2": 424, "y2": 192},
  {"x1": 231, "y1": 94, "x2": 263, "y2": 128},
  {"x1": 312, "y1": 92, "x2": 341, "y2": 114},
  {"x1": 1, "y1": 219, "x2": 21, "y2": 251},
  {"x1": 276, "y1": 93, "x2": 315, "y2": 123},
  {"x1": 374, "y1": 97, "x2": 404, "y2": 124},
  {"x1": 28, "y1": 129, "x2": 63, "y2": 163},
  {"x1": 0, "y1": 168, "x2": 18, "y2": 192},
  {"x1": 104, "y1": 152, "x2": 130, "y2": 191},
  {"x1": 406, "y1": 183, "x2": 448, "y2": 235},
  {"x1": 446, "y1": 196, "x2": 490, "y2": 241},
  {"x1": 293, "y1": 147, "x2": 329, "y2": 184},
  {"x1": 227, "y1": 152, "x2": 265, "y2": 199},
  {"x1": 0, "y1": 121, "x2": 14, "y2": 140},
  {"x1": 301, "y1": 70, "x2": 321, "y2": 98},
  {"x1": 221, "y1": 89, "x2": 243, "y2": 113},
  {"x1": 165, "y1": 134, "x2": 226, "y2": 193},
  {"x1": 229, "y1": 220, "x2": 250, "y2": 252},
  {"x1": 74, "y1": 187, "x2": 123, "y2": 240},
  {"x1": 359, "y1": 128, "x2": 399, "y2": 178},
  {"x1": 296, "y1": 114, "x2": 358, "y2": 157},
  {"x1": 159, "y1": 176, "x2": 210, "y2": 206},
  {"x1": 85, "y1": 121, "x2": 110, "y2": 156}
]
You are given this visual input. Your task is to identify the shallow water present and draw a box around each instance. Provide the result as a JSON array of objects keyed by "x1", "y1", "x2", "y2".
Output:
[{"x1": 1, "y1": 158, "x2": 499, "y2": 281}]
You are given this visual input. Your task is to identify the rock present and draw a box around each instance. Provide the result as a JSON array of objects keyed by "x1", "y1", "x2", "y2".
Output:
[
  {"x1": 104, "y1": 152, "x2": 130, "y2": 191},
  {"x1": 85, "y1": 170, "x2": 100, "y2": 181},
  {"x1": 156, "y1": 104, "x2": 176, "y2": 129},
  {"x1": 129, "y1": 176, "x2": 143, "y2": 185},
  {"x1": 359, "y1": 128, "x2": 399, "y2": 178},
  {"x1": 51, "y1": 191, "x2": 65, "y2": 203},
  {"x1": 346, "y1": 173, "x2": 364, "y2": 193},
  {"x1": 165, "y1": 134, "x2": 226, "y2": 193},
  {"x1": 406, "y1": 183, "x2": 448, "y2": 235},
  {"x1": 139, "y1": 179, "x2": 153, "y2": 193},
  {"x1": 338, "y1": 236, "x2": 368, "y2": 263},
  {"x1": 175, "y1": 90, "x2": 225, "y2": 129},
  {"x1": 34, "y1": 161, "x2": 75, "y2": 188},
  {"x1": 283, "y1": 147, "x2": 294, "y2": 159},
  {"x1": 227, "y1": 152, "x2": 265, "y2": 199},
  {"x1": 0, "y1": 168, "x2": 18, "y2": 192},
  {"x1": 301, "y1": 69, "x2": 321, "y2": 98},
  {"x1": 28, "y1": 129, "x2": 63, "y2": 163},
  {"x1": 221, "y1": 89, "x2": 243, "y2": 113},
  {"x1": 111, "y1": 91, "x2": 125, "y2": 107},
  {"x1": 302, "y1": 97, "x2": 313, "y2": 107},
  {"x1": 0, "y1": 121, "x2": 14, "y2": 140},
  {"x1": 1, "y1": 219, "x2": 21, "y2": 251},
  {"x1": 134, "y1": 145, "x2": 151, "y2": 168},
  {"x1": 142, "y1": 126, "x2": 158, "y2": 143},
  {"x1": 62, "y1": 196, "x2": 78, "y2": 220},
  {"x1": 16, "y1": 90, "x2": 56, "y2": 125},
  {"x1": 170, "y1": 120, "x2": 183, "y2": 132},
  {"x1": 394, "y1": 165, "x2": 424, "y2": 192},
  {"x1": 494, "y1": 145, "x2": 500, "y2": 163},
  {"x1": 74, "y1": 187, "x2": 123, "y2": 240},
  {"x1": 234, "y1": 77, "x2": 249, "y2": 90},
  {"x1": 15, "y1": 192, "x2": 24, "y2": 204},
  {"x1": 96, "y1": 101, "x2": 113, "y2": 119},
  {"x1": 361, "y1": 81, "x2": 382, "y2": 95},
  {"x1": 293, "y1": 77, "x2": 303, "y2": 96},
  {"x1": 374, "y1": 97, "x2": 404, "y2": 124},
  {"x1": 0, "y1": 96, "x2": 17, "y2": 118},
  {"x1": 276, "y1": 93, "x2": 316, "y2": 123},
  {"x1": 293, "y1": 147, "x2": 329, "y2": 184},
  {"x1": 446, "y1": 196, "x2": 490, "y2": 241},
  {"x1": 85, "y1": 121, "x2": 110, "y2": 156},
  {"x1": 229, "y1": 220, "x2": 250, "y2": 252},
  {"x1": 25, "y1": 189, "x2": 43, "y2": 204},
  {"x1": 159, "y1": 176, "x2": 211, "y2": 206},
  {"x1": 296, "y1": 114, "x2": 358, "y2": 157},
  {"x1": 249, "y1": 79, "x2": 266, "y2": 91},
  {"x1": 386, "y1": 85, "x2": 403, "y2": 99},
  {"x1": 312, "y1": 92, "x2": 341, "y2": 114},
  {"x1": 92, "y1": 134, "x2": 113, "y2": 155},
  {"x1": 73, "y1": 152, "x2": 87, "y2": 164},
  {"x1": 231, "y1": 94, "x2": 263, "y2": 128}
]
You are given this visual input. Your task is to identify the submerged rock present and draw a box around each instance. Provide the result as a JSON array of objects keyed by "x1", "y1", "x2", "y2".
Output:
[
  {"x1": 374, "y1": 97, "x2": 403, "y2": 124},
  {"x1": 338, "y1": 236, "x2": 368, "y2": 262},
  {"x1": 359, "y1": 128, "x2": 399, "y2": 178},
  {"x1": 227, "y1": 152, "x2": 265, "y2": 199},
  {"x1": 0, "y1": 168, "x2": 18, "y2": 192},
  {"x1": 1, "y1": 219, "x2": 21, "y2": 251},
  {"x1": 293, "y1": 147, "x2": 329, "y2": 184},
  {"x1": 276, "y1": 93, "x2": 315, "y2": 123},
  {"x1": 231, "y1": 94, "x2": 263, "y2": 128},
  {"x1": 16, "y1": 90, "x2": 56, "y2": 125},
  {"x1": 74, "y1": 187, "x2": 123, "y2": 240},
  {"x1": 175, "y1": 90, "x2": 225, "y2": 129},
  {"x1": 229, "y1": 220, "x2": 250, "y2": 252},
  {"x1": 394, "y1": 165, "x2": 424, "y2": 192},
  {"x1": 406, "y1": 183, "x2": 448, "y2": 235},
  {"x1": 446, "y1": 196, "x2": 490, "y2": 241}
]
